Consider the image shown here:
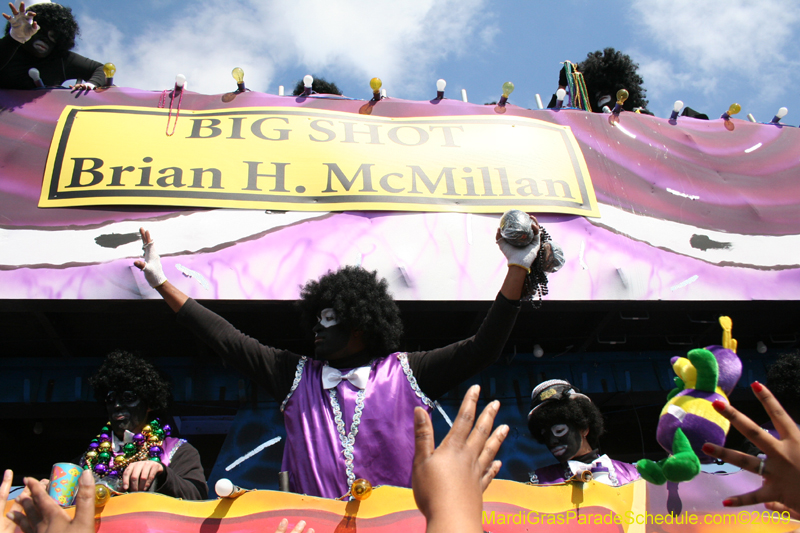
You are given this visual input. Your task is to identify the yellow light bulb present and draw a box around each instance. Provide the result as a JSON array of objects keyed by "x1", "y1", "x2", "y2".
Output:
[
  {"x1": 502, "y1": 81, "x2": 515, "y2": 97},
  {"x1": 616, "y1": 89, "x2": 629, "y2": 104},
  {"x1": 231, "y1": 67, "x2": 244, "y2": 84},
  {"x1": 350, "y1": 478, "x2": 373, "y2": 501},
  {"x1": 95, "y1": 484, "x2": 111, "y2": 507},
  {"x1": 728, "y1": 103, "x2": 741, "y2": 116},
  {"x1": 103, "y1": 63, "x2": 116, "y2": 78},
  {"x1": 370, "y1": 78, "x2": 382, "y2": 92}
]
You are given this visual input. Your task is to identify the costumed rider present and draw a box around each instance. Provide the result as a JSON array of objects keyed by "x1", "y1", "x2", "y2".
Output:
[
  {"x1": 82, "y1": 350, "x2": 208, "y2": 500},
  {"x1": 1, "y1": 1, "x2": 104, "y2": 90},
  {"x1": 132, "y1": 212, "x2": 556, "y2": 500},
  {"x1": 527, "y1": 379, "x2": 640, "y2": 486}
]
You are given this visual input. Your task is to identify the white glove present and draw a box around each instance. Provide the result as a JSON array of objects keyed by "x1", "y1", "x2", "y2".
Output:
[
  {"x1": 140, "y1": 241, "x2": 168, "y2": 287},
  {"x1": 7, "y1": 8, "x2": 39, "y2": 44},
  {"x1": 497, "y1": 233, "x2": 541, "y2": 273}
]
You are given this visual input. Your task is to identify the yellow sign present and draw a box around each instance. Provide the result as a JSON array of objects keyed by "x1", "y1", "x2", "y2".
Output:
[{"x1": 40, "y1": 106, "x2": 599, "y2": 216}]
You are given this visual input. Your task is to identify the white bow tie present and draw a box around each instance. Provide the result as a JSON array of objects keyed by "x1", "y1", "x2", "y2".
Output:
[{"x1": 321, "y1": 365, "x2": 371, "y2": 390}]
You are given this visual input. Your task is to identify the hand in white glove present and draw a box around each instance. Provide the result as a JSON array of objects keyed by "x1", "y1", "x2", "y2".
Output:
[
  {"x1": 133, "y1": 228, "x2": 168, "y2": 288},
  {"x1": 4, "y1": 2, "x2": 39, "y2": 44},
  {"x1": 497, "y1": 233, "x2": 541, "y2": 273}
]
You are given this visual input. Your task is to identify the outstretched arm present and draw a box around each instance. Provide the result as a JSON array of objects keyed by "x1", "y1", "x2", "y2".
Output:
[
  {"x1": 133, "y1": 227, "x2": 299, "y2": 401},
  {"x1": 408, "y1": 219, "x2": 540, "y2": 399}
]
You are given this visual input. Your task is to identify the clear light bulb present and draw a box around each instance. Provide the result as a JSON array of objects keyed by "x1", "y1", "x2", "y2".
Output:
[
  {"x1": 502, "y1": 81, "x2": 515, "y2": 97},
  {"x1": 616, "y1": 89, "x2": 629, "y2": 104},
  {"x1": 673, "y1": 100, "x2": 683, "y2": 112},
  {"x1": 776, "y1": 107, "x2": 788, "y2": 119},
  {"x1": 727, "y1": 103, "x2": 741, "y2": 116},
  {"x1": 436, "y1": 79, "x2": 446, "y2": 92},
  {"x1": 175, "y1": 74, "x2": 186, "y2": 88},
  {"x1": 533, "y1": 344, "x2": 544, "y2": 358},
  {"x1": 231, "y1": 67, "x2": 244, "y2": 84},
  {"x1": 103, "y1": 63, "x2": 116, "y2": 78},
  {"x1": 303, "y1": 74, "x2": 313, "y2": 88},
  {"x1": 370, "y1": 77, "x2": 382, "y2": 92},
  {"x1": 556, "y1": 88, "x2": 566, "y2": 101},
  {"x1": 28, "y1": 68, "x2": 40, "y2": 82}
]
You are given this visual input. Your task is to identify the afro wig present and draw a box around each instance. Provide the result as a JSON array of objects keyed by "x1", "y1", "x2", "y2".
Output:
[
  {"x1": 4, "y1": 3, "x2": 79, "y2": 53},
  {"x1": 766, "y1": 351, "x2": 800, "y2": 420},
  {"x1": 578, "y1": 47, "x2": 648, "y2": 112},
  {"x1": 292, "y1": 76, "x2": 343, "y2": 96},
  {"x1": 528, "y1": 395, "x2": 605, "y2": 450},
  {"x1": 89, "y1": 350, "x2": 171, "y2": 411},
  {"x1": 298, "y1": 266, "x2": 403, "y2": 357}
]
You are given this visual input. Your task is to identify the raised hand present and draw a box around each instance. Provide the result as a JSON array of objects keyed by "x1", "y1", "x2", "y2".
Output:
[
  {"x1": 4, "y1": 2, "x2": 39, "y2": 43},
  {"x1": 702, "y1": 382, "x2": 800, "y2": 515},
  {"x1": 134, "y1": 227, "x2": 168, "y2": 288},
  {"x1": 8, "y1": 469, "x2": 95, "y2": 533},
  {"x1": 412, "y1": 385, "x2": 508, "y2": 533}
]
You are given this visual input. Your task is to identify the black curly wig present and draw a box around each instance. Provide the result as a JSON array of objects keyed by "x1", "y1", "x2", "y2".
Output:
[
  {"x1": 89, "y1": 350, "x2": 171, "y2": 411},
  {"x1": 292, "y1": 76, "x2": 343, "y2": 96},
  {"x1": 578, "y1": 47, "x2": 648, "y2": 112},
  {"x1": 298, "y1": 266, "x2": 403, "y2": 357},
  {"x1": 766, "y1": 351, "x2": 800, "y2": 420},
  {"x1": 4, "y1": 3, "x2": 79, "y2": 53},
  {"x1": 528, "y1": 395, "x2": 605, "y2": 450}
]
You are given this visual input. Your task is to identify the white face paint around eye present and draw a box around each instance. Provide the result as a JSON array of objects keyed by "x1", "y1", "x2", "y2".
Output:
[
  {"x1": 551, "y1": 424, "x2": 569, "y2": 438},
  {"x1": 318, "y1": 308, "x2": 340, "y2": 329}
]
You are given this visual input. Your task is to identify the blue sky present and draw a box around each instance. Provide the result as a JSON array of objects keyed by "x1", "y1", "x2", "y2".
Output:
[{"x1": 59, "y1": 0, "x2": 800, "y2": 124}]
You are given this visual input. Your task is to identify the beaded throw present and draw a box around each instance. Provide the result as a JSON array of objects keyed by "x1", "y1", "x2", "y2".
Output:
[{"x1": 80, "y1": 419, "x2": 170, "y2": 479}]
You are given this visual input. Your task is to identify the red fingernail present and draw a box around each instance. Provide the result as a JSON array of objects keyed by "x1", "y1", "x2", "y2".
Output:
[
  {"x1": 712, "y1": 400, "x2": 727, "y2": 411},
  {"x1": 702, "y1": 443, "x2": 715, "y2": 454},
  {"x1": 752, "y1": 381, "x2": 763, "y2": 393},
  {"x1": 722, "y1": 499, "x2": 733, "y2": 507}
]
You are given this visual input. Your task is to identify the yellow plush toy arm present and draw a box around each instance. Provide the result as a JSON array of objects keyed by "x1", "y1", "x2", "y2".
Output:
[{"x1": 672, "y1": 357, "x2": 697, "y2": 389}]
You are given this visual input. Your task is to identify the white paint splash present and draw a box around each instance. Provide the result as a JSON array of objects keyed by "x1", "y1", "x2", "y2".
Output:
[
  {"x1": 671, "y1": 275, "x2": 699, "y2": 291},
  {"x1": 225, "y1": 436, "x2": 282, "y2": 471}
]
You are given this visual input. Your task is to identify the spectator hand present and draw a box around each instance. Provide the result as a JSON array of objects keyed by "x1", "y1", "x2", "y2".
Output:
[
  {"x1": 8, "y1": 469, "x2": 95, "y2": 533},
  {"x1": 4, "y1": 2, "x2": 39, "y2": 44},
  {"x1": 274, "y1": 518, "x2": 313, "y2": 533},
  {"x1": 134, "y1": 228, "x2": 168, "y2": 288},
  {"x1": 412, "y1": 385, "x2": 508, "y2": 533},
  {"x1": 702, "y1": 382, "x2": 800, "y2": 516},
  {"x1": 122, "y1": 460, "x2": 164, "y2": 492},
  {"x1": 70, "y1": 83, "x2": 96, "y2": 92}
]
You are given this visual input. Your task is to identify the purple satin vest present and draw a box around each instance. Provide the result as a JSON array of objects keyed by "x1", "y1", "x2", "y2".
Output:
[{"x1": 281, "y1": 353, "x2": 433, "y2": 499}]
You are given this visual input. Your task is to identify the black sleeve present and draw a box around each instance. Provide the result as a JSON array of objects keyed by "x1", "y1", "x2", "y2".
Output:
[
  {"x1": 0, "y1": 35, "x2": 22, "y2": 72},
  {"x1": 61, "y1": 51, "x2": 104, "y2": 86},
  {"x1": 176, "y1": 298, "x2": 301, "y2": 402},
  {"x1": 406, "y1": 292, "x2": 520, "y2": 400},
  {"x1": 152, "y1": 442, "x2": 208, "y2": 500}
]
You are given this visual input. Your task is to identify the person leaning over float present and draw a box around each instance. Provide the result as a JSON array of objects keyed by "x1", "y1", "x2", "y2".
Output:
[
  {"x1": 1, "y1": 1, "x2": 103, "y2": 90},
  {"x1": 130, "y1": 214, "x2": 559, "y2": 500},
  {"x1": 82, "y1": 350, "x2": 208, "y2": 499},
  {"x1": 527, "y1": 379, "x2": 640, "y2": 486}
]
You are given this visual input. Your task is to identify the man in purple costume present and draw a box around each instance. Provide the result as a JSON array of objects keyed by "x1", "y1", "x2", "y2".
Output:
[
  {"x1": 84, "y1": 350, "x2": 208, "y2": 499},
  {"x1": 133, "y1": 223, "x2": 542, "y2": 499},
  {"x1": 527, "y1": 380, "x2": 639, "y2": 486}
]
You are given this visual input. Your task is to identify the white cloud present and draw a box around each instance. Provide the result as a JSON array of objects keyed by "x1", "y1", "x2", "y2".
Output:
[
  {"x1": 75, "y1": 0, "x2": 495, "y2": 96},
  {"x1": 630, "y1": 0, "x2": 800, "y2": 102}
]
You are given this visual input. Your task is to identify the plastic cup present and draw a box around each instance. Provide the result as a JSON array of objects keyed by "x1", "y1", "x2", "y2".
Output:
[{"x1": 48, "y1": 462, "x2": 83, "y2": 507}]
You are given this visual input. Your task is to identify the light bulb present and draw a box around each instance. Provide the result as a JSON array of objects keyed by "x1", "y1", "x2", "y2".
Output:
[
  {"x1": 436, "y1": 79, "x2": 446, "y2": 92},
  {"x1": 556, "y1": 88, "x2": 566, "y2": 101},
  {"x1": 616, "y1": 89, "x2": 629, "y2": 104},
  {"x1": 673, "y1": 100, "x2": 683, "y2": 113},
  {"x1": 776, "y1": 107, "x2": 788, "y2": 119},
  {"x1": 533, "y1": 344, "x2": 544, "y2": 358},
  {"x1": 28, "y1": 68, "x2": 40, "y2": 82},
  {"x1": 231, "y1": 67, "x2": 244, "y2": 84},
  {"x1": 756, "y1": 341, "x2": 767, "y2": 354},
  {"x1": 103, "y1": 63, "x2": 116, "y2": 78},
  {"x1": 501, "y1": 81, "x2": 515, "y2": 97},
  {"x1": 369, "y1": 77, "x2": 382, "y2": 92},
  {"x1": 727, "y1": 103, "x2": 741, "y2": 116},
  {"x1": 303, "y1": 74, "x2": 313, "y2": 88},
  {"x1": 175, "y1": 74, "x2": 186, "y2": 88}
]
